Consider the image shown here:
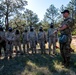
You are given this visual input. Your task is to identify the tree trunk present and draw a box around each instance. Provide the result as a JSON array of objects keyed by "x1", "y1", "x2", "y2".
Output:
[
  {"x1": 5, "y1": 12, "x2": 9, "y2": 31},
  {"x1": 5, "y1": 0, "x2": 9, "y2": 31}
]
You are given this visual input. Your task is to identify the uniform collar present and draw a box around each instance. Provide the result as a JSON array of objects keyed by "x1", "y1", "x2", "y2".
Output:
[{"x1": 64, "y1": 17, "x2": 70, "y2": 21}]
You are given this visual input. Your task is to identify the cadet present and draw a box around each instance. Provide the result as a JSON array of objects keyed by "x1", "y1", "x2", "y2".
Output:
[
  {"x1": 54, "y1": 10, "x2": 74, "y2": 66},
  {"x1": 5, "y1": 27, "x2": 14, "y2": 58},
  {"x1": 47, "y1": 23, "x2": 57, "y2": 55},
  {"x1": 22, "y1": 29, "x2": 29, "y2": 54},
  {"x1": 0, "y1": 26, "x2": 7, "y2": 58},
  {"x1": 14, "y1": 29, "x2": 22, "y2": 55},
  {"x1": 38, "y1": 26, "x2": 47, "y2": 54},
  {"x1": 28, "y1": 27, "x2": 37, "y2": 54}
]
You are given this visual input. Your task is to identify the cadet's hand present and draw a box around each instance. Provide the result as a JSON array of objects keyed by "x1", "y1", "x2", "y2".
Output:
[
  {"x1": 55, "y1": 38, "x2": 58, "y2": 42},
  {"x1": 35, "y1": 41, "x2": 37, "y2": 45},
  {"x1": 53, "y1": 30, "x2": 58, "y2": 34},
  {"x1": 45, "y1": 40, "x2": 47, "y2": 43},
  {"x1": 0, "y1": 36, "x2": 2, "y2": 40},
  {"x1": 27, "y1": 40, "x2": 29, "y2": 42}
]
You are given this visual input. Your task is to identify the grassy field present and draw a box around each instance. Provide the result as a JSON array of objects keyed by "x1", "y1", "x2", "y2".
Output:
[{"x1": 0, "y1": 38, "x2": 76, "y2": 75}]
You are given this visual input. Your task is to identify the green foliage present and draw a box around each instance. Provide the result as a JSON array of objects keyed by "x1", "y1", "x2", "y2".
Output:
[
  {"x1": 9, "y1": 20, "x2": 26, "y2": 32},
  {"x1": 0, "y1": 0, "x2": 76, "y2": 33},
  {"x1": 23, "y1": 9, "x2": 39, "y2": 27},
  {"x1": 72, "y1": 29, "x2": 76, "y2": 35},
  {"x1": 0, "y1": 0, "x2": 27, "y2": 30},
  {"x1": 45, "y1": 4, "x2": 59, "y2": 23},
  {"x1": 9, "y1": 9, "x2": 39, "y2": 32}
]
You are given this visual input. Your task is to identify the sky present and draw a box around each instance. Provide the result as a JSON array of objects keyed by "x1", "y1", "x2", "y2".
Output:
[{"x1": 26, "y1": 0, "x2": 71, "y2": 20}]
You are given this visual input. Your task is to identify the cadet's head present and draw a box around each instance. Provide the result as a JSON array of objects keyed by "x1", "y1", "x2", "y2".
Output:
[
  {"x1": 61, "y1": 10, "x2": 70, "y2": 18},
  {"x1": 15, "y1": 29, "x2": 19, "y2": 34},
  {"x1": 39, "y1": 26, "x2": 43, "y2": 32},
  {"x1": 24, "y1": 29, "x2": 27, "y2": 32},
  {"x1": 50, "y1": 23, "x2": 54, "y2": 28},
  {"x1": 30, "y1": 27, "x2": 34, "y2": 32},
  {"x1": 8, "y1": 27, "x2": 12, "y2": 32},
  {"x1": 0, "y1": 26, "x2": 3, "y2": 31}
]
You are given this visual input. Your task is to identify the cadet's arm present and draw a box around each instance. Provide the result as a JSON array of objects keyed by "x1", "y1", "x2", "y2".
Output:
[
  {"x1": 57, "y1": 25, "x2": 68, "y2": 31},
  {"x1": 54, "y1": 25, "x2": 68, "y2": 33}
]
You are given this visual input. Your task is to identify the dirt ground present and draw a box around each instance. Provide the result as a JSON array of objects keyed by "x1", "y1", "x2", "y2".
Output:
[{"x1": 71, "y1": 36, "x2": 76, "y2": 50}]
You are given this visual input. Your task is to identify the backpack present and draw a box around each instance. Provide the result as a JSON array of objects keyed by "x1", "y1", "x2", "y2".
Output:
[{"x1": 59, "y1": 34, "x2": 68, "y2": 44}]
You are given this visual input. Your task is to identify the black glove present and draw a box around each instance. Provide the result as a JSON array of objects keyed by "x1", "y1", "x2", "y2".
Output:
[
  {"x1": 8, "y1": 41, "x2": 12, "y2": 44},
  {"x1": 0, "y1": 36, "x2": 1, "y2": 40},
  {"x1": 35, "y1": 41, "x2": 37, "y2": 45},
  {"x1": 45, "y1": 40, "x2": 47, "y2": 43}
]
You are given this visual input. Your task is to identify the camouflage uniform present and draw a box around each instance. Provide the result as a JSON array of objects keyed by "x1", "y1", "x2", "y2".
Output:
[
  {"x1": 28, "y1": 28, "x2": 37, "y2": 54},
  {"x1": 38, "y1": 27, "x2": 47, "y2": 54},
  {"x1": 0, "y1": 27, "x2": 6, "y2": 57},
  {"x1": 60, "y1": 17, "x2": 74, "y2": 65},
  {"x1": 14, "y1": 30, "x2": 22, "y2": 54},
  {"x1": 47, "y1": 24, "x2": 57, "y2": 55},
  {"x1": 22, "y1": 30, "x2": 29, "y2": 53},
  {"x1": 5, "y1": 28, "x2": 14, "y2": 58}
]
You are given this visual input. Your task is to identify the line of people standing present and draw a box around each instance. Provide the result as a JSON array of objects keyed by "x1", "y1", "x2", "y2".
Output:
[
  {"x1": 0, "y1": 9, "x2": 74, "y2": 67},
  {"x1": 0, "y1": 23, "x2": 58, "y2": 59}
]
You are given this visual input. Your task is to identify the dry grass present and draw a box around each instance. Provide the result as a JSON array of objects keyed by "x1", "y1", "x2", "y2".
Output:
[{"x1": 0, "y1": 37, "x2": 76, "y2": 75}]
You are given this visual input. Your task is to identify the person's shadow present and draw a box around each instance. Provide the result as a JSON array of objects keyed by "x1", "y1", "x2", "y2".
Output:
[{"x1": 0, "y1": 52, "x2": 76, "y2": 75}]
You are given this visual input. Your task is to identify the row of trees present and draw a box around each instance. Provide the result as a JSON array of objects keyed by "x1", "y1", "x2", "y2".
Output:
[
  {"x1": 0, "y1": 0, "x2": 76, "y2": 34},
  {"x1": 0, "y1": 0, "x2": 27, "y2": 30}
]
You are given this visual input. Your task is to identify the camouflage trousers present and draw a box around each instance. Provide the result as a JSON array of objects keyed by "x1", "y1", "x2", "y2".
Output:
[
  {"x1": 29, "y1": 39, "x2": 36, "y2": 54},
  {"x1": 6, "y1": 41, "x2": 13, "y2": 57},
  {"x1": 0, "y1": 40, "x2": 6, "y2": 57},
  {"x1": 60, "y1": 36, "x2": 71, "y2": 64},
  {"x1": 48, "y1": 37, "x2": 56, "y2": 54},
  {"x1": 23, "y1": 40, "x2": 29, "y2": 53},
  {"x1": 39, "y1": 40, "x2": 46, "y2": 54},
  {"x1": 14, "y1": 41, "x2": 22, "y2": 52}
]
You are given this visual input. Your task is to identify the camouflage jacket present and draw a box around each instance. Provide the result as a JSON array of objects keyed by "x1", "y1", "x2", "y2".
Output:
[
  {"x1": 60, "y1": 17, "x2": 74, "y2": 35},
  {"x1": 38, "y1": 31, "x2": 46, "y2": 40},
  {"x1": 0, "y1": 31, "x2": 5, "y2": 43}
]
